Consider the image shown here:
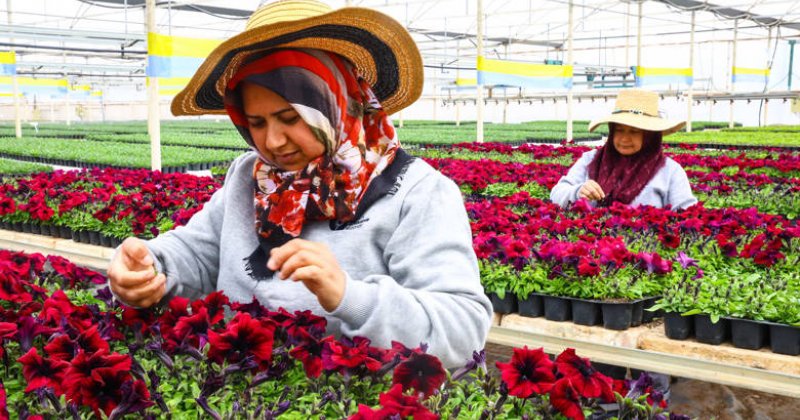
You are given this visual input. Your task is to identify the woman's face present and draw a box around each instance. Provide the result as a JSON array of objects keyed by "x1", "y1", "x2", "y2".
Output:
[
  {"x1": 241, "y1": 82, "x2": 325, "y2": 171},
  {"x1": 612, "y1": 124, "x2": 645, "y2": 156}
]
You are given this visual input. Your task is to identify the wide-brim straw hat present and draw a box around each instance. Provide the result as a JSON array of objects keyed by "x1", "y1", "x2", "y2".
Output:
[
  {"x1": 588, "y1": 89, "x2": 686, "y2": 136},
  {"x1": 171, "y1": 0, "x2": 423, "y2": 116}
]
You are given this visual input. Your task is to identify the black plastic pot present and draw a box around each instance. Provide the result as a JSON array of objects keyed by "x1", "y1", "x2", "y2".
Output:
[
  {"x1": 39, "y1": 224, "x2": 51, "y2": 237},
  {"x1": 694, "y1": 314, "x2": 730, "y2": 345},
  {"x1": 601, "y1": 301, "x2": 633, "y2": 330},
  {"x1": 88, "y1": 230, "x2": 100, "y2": 246},
  {"x1": 571, "y1": 298, "x2": 602, "y2": 326},
  {"x1": 12, "y1": 222, "x2": 23, "y2": 232},
  {"x1": 630, "y1": 299, "x2": 644, "y2": 327},
  {"x1": 768, "y1": 322, "x2": 800, "y2": 356},
  {"x1": 729, "y1": 318, "x2": 768, "y2": 350},
  {"x1": 59, "y1": 226, "x2": 72, "y2": 239},
  {"x1": 641, "y1": 296, "x2": 662, "y2": 323},
  {"x1": 543, "y1": 295, "x2": 571, "y2": 322},
  {"x1": 488, "y1": 292, "x2": 518, "y2": 315},
  {"x1": 100, "y1": 234, "x2": 112, "y2": 248},
  {"x1": 517, "y1": 293, "x2": 544, "y2": 318},
  {"x1": 663, "y1": 312, "x2": 694, "y2": 340},
  {"x1": 30, "y1": 224, "x2": 41, "y2": 235},
  {"x1": 78, "y1": 230, "x2": 90, "y2": 244},
  {"x1": 21, "y1": 223, "x2": 31, "y2": 233}
]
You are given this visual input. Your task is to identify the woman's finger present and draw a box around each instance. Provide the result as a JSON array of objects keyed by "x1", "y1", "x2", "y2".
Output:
[
  {"x1": 277, "y1": 249, "x2": 318, "y2": 280},
  {"x1": 268, "y1": 238, "x2": 312, "y2": 271}
]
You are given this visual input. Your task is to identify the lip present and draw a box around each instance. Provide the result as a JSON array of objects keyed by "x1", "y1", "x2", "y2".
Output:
[{"x1": 274, "y1": 151, "x2": 299, "y2": 162}]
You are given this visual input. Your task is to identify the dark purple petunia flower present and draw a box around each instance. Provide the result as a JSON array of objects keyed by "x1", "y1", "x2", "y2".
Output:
[
  {"x1": 392, "y1": 353, "x2": 446, "y2": 398},
  {"x1": 107, "y1": 380, "x2": 154, "y2": 420}
]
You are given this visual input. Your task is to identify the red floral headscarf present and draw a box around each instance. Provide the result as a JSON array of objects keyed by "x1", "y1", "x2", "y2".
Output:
[
  {"x1": 587, "y1": 123, "x2": 666, "y2": 206},
  {"x1": 224, "y1": 49, "x2": 402, "y2": 279}
]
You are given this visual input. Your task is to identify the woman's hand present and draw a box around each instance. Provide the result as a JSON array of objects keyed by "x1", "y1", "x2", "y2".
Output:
[
  {"x1": 268, "y1": 239, "x2": 346, "y2": 312},
  {"x1": 108, "y1": 238, "x2": 166, "y2": 308},
  {"x1": 579, "y1": 180, "x2": 606, "y2": 201}
]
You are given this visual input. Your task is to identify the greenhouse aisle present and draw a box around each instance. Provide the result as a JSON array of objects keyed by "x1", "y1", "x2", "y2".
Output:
[{"x1": 485, "y1": 342, "x2": 800, "y2": 419}]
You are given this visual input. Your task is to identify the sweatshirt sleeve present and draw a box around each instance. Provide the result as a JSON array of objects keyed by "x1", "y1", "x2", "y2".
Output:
[
  {"x1": 143, "y1": 155, "x2": 250, "y2": 303},
  {"x1": 549, "y1": 150, "x2": 595, "y2": 207},
  {"x1": 667, "y1": 163, "x2": 698, "y2": 210},
  {"x1": 328, "y1": 172, "x2": 493, "y2": 368}
]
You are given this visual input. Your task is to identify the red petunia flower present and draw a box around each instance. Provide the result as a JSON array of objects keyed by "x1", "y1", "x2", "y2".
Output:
[
  {"x1": 495, "y1": 346, "x2": 556, "y2": 398},
  {"x1": 17, "y1": 348, "x2": 69, "y2": 395},
  {"x1": 392, "y1": 353, "x2": 446, "y2": 398},
  {"x1": 555, "y1": 348, "x2": 613, "y2": 402},
  {"x1": 550, "y1": 378, "x2": 585, "y2": 420},
  {"x1": 170, "y1": 307, "x2": 211, "y2": 349},
  {"x1": 0, "y1": 380, "x2": 8, "y2": 420},
  {"x1": 288, "y1": 329, "x2": 332, "y2": 378},
  {"x1": 378, "y1": 384, "x2": 438, "y2": 420},
  {"x1": 44, "y1": 334, "x2": 78, "y2": 361},
  {"x1": 191, "y1": 291, "x2": 229, "y2": 325},
  {"x1": 0, "y1": 322, "x2": 16, "y2": 359},
  {"x1": 322, "y1": 336, "x2": 383, "y2": 374},
  {"x1": 347, "y1": 404, "x2": 394, "y2": 420},
  {"x1": 207, "y1": 312, "x2": 276, "y2": 370},
  {"x1": 577, "y1": 257, "x2": 601, "y2": 277},
  {"x1": 63, "y1": 349, "x2": 133, "y2": 417}
]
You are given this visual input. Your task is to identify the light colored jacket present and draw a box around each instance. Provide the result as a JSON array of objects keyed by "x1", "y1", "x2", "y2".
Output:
[
  {"x1": 550, "y1": 149, "x2": 698, "y2": 210},
  {"x1": 143, "y1": 151, "x2": 492, "y2": 368}
]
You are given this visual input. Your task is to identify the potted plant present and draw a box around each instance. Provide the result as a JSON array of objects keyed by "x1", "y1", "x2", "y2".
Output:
[
  {"x1": 512, "y1": 263, "x2": 547, "y2": 318},
  {"x1": 479, "y1": 260, "x2": 517, "y2": 314}
]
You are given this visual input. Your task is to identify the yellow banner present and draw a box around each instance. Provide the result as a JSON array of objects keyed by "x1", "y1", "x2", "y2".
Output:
[
  {"x1": 635, "y1": 67, "x2": 693, "y2": 77},
  {"x1": 732, "y1": 67, "x2": 770, "y2": 76},
  {"x1": 0, "y1": 76, "x2": 68, "y2": 87},
  {"x1": 148, "y1": 32, "x2": 222, "y2": 57},
  {"x1": 455, "y1": 78, "x2": 477, "y2": 86},
  {"x1": 477, "y1": 57, "x2": 573, "y2": 78},
  {"x1": 0, "y1": 52, "x2": 15, "y2": 64}
]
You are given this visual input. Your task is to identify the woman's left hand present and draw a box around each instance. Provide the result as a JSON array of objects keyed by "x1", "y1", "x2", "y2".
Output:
[{"x1": 267, "y1": 238, "x2": 346, "y2": 312}]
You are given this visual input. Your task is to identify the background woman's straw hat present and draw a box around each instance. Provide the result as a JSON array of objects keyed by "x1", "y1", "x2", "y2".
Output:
[
  {"x1": 171, "y1": 0, "x2": 423, "y2": 116},
  {"x1": 588, "y1": 89, "x2": 686, "y2": 136}
]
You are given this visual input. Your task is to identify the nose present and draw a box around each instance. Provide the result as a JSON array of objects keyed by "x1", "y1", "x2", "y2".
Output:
[{"x1": 263, "y1": 123, "x2": 288, "y2": 151}]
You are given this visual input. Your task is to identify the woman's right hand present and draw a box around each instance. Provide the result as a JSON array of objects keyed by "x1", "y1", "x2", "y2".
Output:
[
  {"x1": 578, "y1": 180, "x2": 606, "y2": 201},
  {"x1": 108, "y1": 238, "x2": 166, "y2": 308}
]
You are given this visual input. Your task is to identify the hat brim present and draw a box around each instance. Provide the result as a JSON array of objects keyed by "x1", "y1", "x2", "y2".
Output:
[
  {"x1": 171, "y1": 7, "x2": 422, "y2": 116},
  {"x1": 588, "y1": 113, "x2": 686, "y2": 136}
]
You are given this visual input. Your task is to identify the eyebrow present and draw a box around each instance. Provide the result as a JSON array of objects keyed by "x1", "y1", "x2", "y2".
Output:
[{"x1": 244, "y1": 107, "x2": 294, "y2": 119}]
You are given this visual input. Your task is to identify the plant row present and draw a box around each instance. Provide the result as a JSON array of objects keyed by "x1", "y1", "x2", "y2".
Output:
[
  {"x1": 0, "y1": 137, "x2": 240, "y2": 170},
  {"x1": 0, "y1": 249, "x2": 682, "y2": 419},
  {"x1": 0, "y1": 168, "x2": 220, "y2": 240}
]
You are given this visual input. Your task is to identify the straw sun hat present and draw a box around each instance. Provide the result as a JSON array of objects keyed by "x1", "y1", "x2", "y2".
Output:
[
  {"x1": 171, "y1": 0, "x2": 423, "y2": 116},
  {"x1": 587, "y1": 89, "x2": 686, "y2": 136}
]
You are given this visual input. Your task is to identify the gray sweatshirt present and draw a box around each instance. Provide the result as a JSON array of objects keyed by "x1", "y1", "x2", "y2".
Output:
[
  {"x1": 143, "y1": 151, "x2": 492, "y2": 368},
  {"x1": 550, "y1": 149, "x2": 698, "y2": 210}
]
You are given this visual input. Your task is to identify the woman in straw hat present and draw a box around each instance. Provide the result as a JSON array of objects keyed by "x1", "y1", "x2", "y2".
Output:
[
  {"x1": 550, "y1": 89, "x2": 697, "y2": 210},
  {"x1": 108, "y1": 0, "x2": 492, "y2": 368}
]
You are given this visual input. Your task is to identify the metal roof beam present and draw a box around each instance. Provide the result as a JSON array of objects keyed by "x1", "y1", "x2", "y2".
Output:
[{"x1": 653, "y1": 0, "x2": 800, "y2": 31}]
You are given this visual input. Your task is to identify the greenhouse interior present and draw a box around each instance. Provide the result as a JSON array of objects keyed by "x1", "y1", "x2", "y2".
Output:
[{"x1": 0, "y1": 0, "x2": 799, "y2": 418}]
